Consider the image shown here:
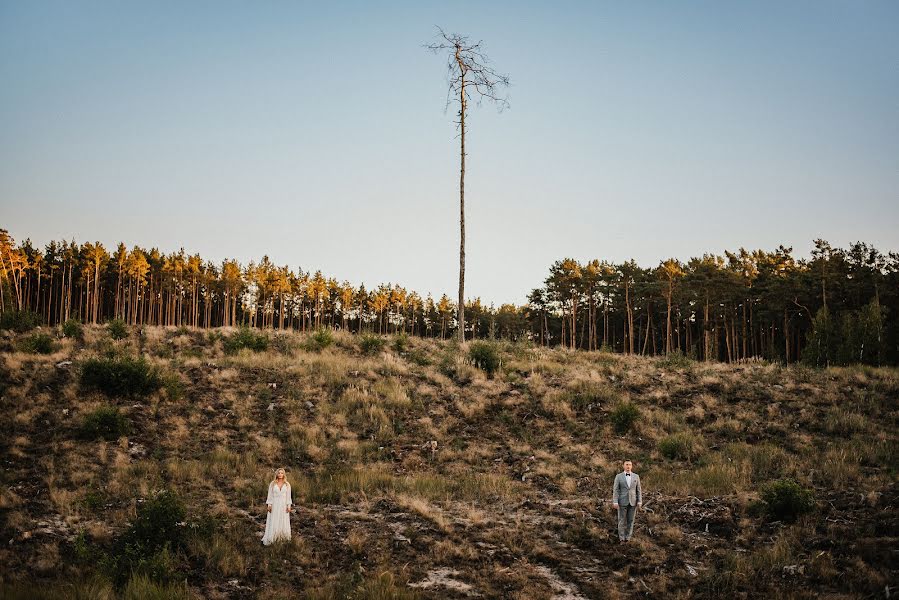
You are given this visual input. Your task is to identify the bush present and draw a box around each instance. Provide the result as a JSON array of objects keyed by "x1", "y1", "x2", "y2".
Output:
[
  {"x1": 760, "y1": 479, "x2": 815, "y2": 522},
  {"x1": 270, "y1": 333, "x2": 295, "y2": 355},
  {"x1": 18, "y1": 332, "x2": 57, "y2": 354},
  {"x1": 304, "y1": 328, "x2": 334, "y2": 352},
  {"x1": 79, "y1": 406, "x2": 130, "y2": 440},
  {"x1": 0, "y1": 310, "x2": 41, "y2": 332},
  {"x1": 62, "y1": 318, "x2": 83, "y2": 339},
  {"x1": 105, "y1": 490, "x2": 187, "y2": 585},
  {"x1": 223, "y1": 326, "x2": 269, "y2": 354},
  {"x1": 360, "y1": 334, "x2": 387, "y2": 355},
  {"x1": 610, "y1": 401, "x2": 640, "y2": 434},
  {"x1": 405, "y1": 347, "x2": 432, "y2": 366},
  {"x1": 392, "y1": 333, "x2": 410, "y2": 353},
  {"x1": 162, "y1": 373, "x2": 184, "y2": 401},
  {"x1": 658, "y1": 432, "x2": 705, "y2": 461},
  {"x1": 469, "y1": 341, "x2": 501, "y2": 376},
  {"x1": 80, "y1": 356, "x2": 162, "y2": 397},
  {"x1": 106, "y1": 318, "x2": 129, "y2": 340},
  {"x1": 657, "y1": 349, "x2": 693, "y2": 369}
]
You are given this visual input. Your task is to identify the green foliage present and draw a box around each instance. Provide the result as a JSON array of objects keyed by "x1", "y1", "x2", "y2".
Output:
[
  {"x1": 656, "y1": 349, "x2": 693, "y2": 369},
  {"x1": 104, "y1": 490, "x2": 187, "y2": 586},
  {"x1": 80, "y1": 355, "x2": 162, "y2": 397},
  {"x1": 106, "y1": 318, "x2": 129, "y2": 340},
  {"x1": 392, "y1": 333, "x2": 410, "y2": 353},
  {"x1": 360, "y1": 333, "x2": 387, "y2": 355},
  {"x1": 405, "y1": 347, "x2": 432, "y2": 366},
  {"x1": 305, "y1": 328, "x2": 334, "y2": 352},
  {"x1": 62, "y1": 318, "x2": 84, "y2": 339},
  {"x1": 658, "y1": 432, "x2": 705, "y2": 461},
  {"x1": 610, "y1": 401, "x2": 640, "y2": 434},
  {"x1": 803, "y1": 302, "x2": 886, "y2": 367},
  {"x1": 0, "y1": 310, "x2": 41, "y2": 332},
  {"x1": 162, "y1": 372, "x2": 184, "y2": 401},
  {"x1": 18, "y1": 332, "x2": 57, "y2": 354},
  {"x1": 468, "y1": 341, "x2": 501, "y2": 376},
  {"x1": 223, "y1": 326, "x2": 269, "y2": 354},
  {"x1": 270, "y1": 333, "x2": 295, "y2": 355},
  {"x1": 760, "y1": 479, "x2": 815, "y2": 522},
  {"x1": 79, "y1": 406, "x2": 130, "y2": 440}
]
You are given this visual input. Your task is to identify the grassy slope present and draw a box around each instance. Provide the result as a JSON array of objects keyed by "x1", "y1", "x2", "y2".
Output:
[{"x1": 0, "y1": 326, "x2": 896, "y2": 599}]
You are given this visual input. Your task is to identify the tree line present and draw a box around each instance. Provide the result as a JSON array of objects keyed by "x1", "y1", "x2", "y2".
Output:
[{"x1": 1, "y1": 230, "x2": 896, "y2": 365}]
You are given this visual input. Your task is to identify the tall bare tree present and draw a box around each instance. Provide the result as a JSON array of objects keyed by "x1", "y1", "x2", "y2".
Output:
[{"x1": 427, "y1": 28, "x2": 509, "y2": 342}]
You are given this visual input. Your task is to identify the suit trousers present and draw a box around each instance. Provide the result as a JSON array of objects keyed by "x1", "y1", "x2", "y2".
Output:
[{"x1": 617, "y1": 504, "x2": 636, "y2": 540}]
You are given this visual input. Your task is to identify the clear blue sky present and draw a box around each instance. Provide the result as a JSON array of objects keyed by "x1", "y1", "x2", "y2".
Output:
[{"x1": 2, "y1": 1, "x2": 897, "y2": 304}]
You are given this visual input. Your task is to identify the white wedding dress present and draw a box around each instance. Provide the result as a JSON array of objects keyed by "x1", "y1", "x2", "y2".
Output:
[{"x1": 261, "y1": 481, "x2": 292, "y2": 545}]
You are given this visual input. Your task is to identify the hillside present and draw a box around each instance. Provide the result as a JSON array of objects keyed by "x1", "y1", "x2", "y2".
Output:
[{"x1": 0, "y1": 325, "x2": 896, "y2": 599}]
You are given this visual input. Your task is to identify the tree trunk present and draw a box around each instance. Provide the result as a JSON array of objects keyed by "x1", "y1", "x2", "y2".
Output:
[{"x1": 457, "y1": 67, "x2": 467, "y2": 343}]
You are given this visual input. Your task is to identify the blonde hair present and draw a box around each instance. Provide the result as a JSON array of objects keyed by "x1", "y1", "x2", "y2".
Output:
[{"x1": 270, "y1": 468, "x2": 290, "y2": 487}]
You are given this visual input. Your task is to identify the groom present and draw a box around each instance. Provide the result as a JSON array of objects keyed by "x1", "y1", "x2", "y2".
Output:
[{"x1": 612, "y1": 459, "x2": 642, "y2": 543}]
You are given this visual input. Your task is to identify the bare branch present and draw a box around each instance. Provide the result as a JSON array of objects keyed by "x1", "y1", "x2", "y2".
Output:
[{"x1": 425, "y1": 25, "x2": 511, "y2": 115}]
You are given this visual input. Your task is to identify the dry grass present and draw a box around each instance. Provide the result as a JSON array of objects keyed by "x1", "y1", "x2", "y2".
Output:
[{"x1": 0, "y1": 325, "x2": 895, "y2": 599}]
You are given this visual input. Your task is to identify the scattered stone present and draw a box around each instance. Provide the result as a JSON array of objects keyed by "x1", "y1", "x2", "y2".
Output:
[
  {"x1": 61, "y1": 409, "x2": 69, "y2": 416},
  {"x1": 304, "y1": 401, "x2": 315, "y2": 410},
  {"x1": 129, "y1": 443, "x2": 147, "y2": 458},
  {"x1": 773, "y1": 384, "x2": 785, "y2": 390},
  {"x1": 409, "y1": 568, "x2": 478, "y2": 596},
  {"x1": 421, "y1": 440, "x2": 438, "y2": 457},
  {"x1": 392, "y1": 530, "x2": 411, "y2": 545},
  {"x1": 55, "y1": 361, "x2": 72, "y2": 369},
  {"x1": 783, "y1": 564, "x2": 804, "y2": 576},
  {"x1": 686, "y1": 564, "x2": 698, "y2": 576},
  {"x1": 267, "y1": 403, "x2": 275, "y2": 412},
  {"x1": 267, "y1": 382, "x2": 277, "y2": 389},
  {"x1": 534, "y1": 564, "x2": 590, "y2": 600}
]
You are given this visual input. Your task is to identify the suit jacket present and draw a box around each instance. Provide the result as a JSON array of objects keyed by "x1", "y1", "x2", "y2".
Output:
[{"x1": 612, "y1": 471, "x2": 642, "y2": 506}]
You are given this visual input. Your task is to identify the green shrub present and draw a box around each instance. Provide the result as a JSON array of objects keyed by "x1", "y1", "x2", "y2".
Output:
[
  {"x1": 392, "y1": 333, "x2": 410, "y2": 353},
  {"x1": 610, "y1": 401, "x2": 640, "y2": 434},
  {"x1": 18, "y1": 332, "x2": 57, "y2": 354},
  {"x1": 106, "y1": 318, "x2": 129, "y2": 340},
  {"x1": 104, "y1": 490, "x2": 187, "y2": 585},
  {"x1": 62, "y1": 318, "x2": 84, "y2": 339},
  {"x1": 360, "y1": 334, "x2": 387, "y2": 355},
  {"x1": 270, "y1": 333, "x2": 295, "y2": 355},
  {"x1": 304, "y1": 328, "x2": 334, "y2": 352},
  {"x1": 658, "y1": 432, "x2": 705, "y2": 461},
  {"x1": 760, "y1": 479, "x2": 815, "y2": 522},
  {"x1": 80, "y1": 356, "x2": 162, "y2": 397},
  {"x1": 0, "y1": 310, "x2": 41, "y2": 332},
  {"x1": 79, "y1": 406, "x2": 130, "y2": 440},
  {"x1": 405, "y1": 347, "x2": 432, "y2": 366},
  {"x1": 162, "y1": 373, "x2": 184, "y2": 401},
  {"x1": 223, "y1": 326, "x2": 269, "y2": 354},
  {"x1": 469, "y1": 341, "x2": 501, "y2": 376},
  {"x1": 656, "y1": 349, "x2": 693, "y2": 369}
]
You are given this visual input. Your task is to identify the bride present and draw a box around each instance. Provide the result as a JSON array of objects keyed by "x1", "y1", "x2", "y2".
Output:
[{"x1": 262, "y1": 468, "x2": 293, "y2": 545}]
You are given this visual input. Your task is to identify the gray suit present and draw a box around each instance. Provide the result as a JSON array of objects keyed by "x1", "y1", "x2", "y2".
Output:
[{"x1": 612, "y1": 471, "x2": 642, "y2": 541}]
